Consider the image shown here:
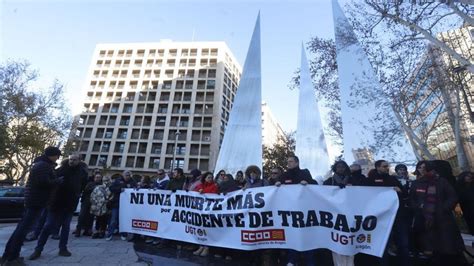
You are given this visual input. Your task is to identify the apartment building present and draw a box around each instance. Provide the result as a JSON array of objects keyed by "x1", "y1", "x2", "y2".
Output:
[{"x1": 69, "y1": 41, "x2": 242, "y2": 174}]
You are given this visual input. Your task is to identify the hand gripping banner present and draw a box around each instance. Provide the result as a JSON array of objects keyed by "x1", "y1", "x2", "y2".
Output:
[{"x1": 119, "y1": 185, "x2": 398, "y2": 257}]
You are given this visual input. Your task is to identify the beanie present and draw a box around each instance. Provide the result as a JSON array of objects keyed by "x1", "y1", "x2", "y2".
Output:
[{"x1": 44, "y1": 146, "x2": 62, "y2": 157}]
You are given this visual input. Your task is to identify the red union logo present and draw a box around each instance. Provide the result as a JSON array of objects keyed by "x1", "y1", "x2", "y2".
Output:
[
  {"x1": 241, "y1": 229, "x2": 286, "y2": 243},
  {"x1": 132, "y1": 219, "x2": 158, "y2": 231}
]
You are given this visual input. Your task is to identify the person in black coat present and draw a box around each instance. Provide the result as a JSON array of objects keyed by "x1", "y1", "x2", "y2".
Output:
[
  {"x1": 106, "y1": 170, "x2": 137, "y2": 241},
  {"x1": 276, "y1": 155, "x2": 317, "y2": 186},
  {"x1": 325, "y1": 160, "x2": 358, "y2": 187},
  {"x1": 75, "y1": 173, "x2": 102, "y2": 237},
  {"x1": 410, "y1": 161, "x2": 468, "y2": 266},
  {"x1": 456, "y1": 171, "x2": 474, "y2": 235},
  {"x1": 29, "y1": 154, "x2": 88, "y2": 260},
  {"x1": 276, "y1": 155, "x2": 317, "y2": 266},
  {"x1": 363, "y1": 159, "x2": 410, "y2": 266},
  {"x1": 1, "y1": 147, "x2": 62, "y2": 265},
  {"x1": 349, "y1": 163, "x2": 366, "y2": 186}
]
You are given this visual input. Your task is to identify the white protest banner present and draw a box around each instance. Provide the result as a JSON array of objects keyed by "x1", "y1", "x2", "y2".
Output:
[{"x1": 119, "y1": 185, "x2": 398, "y2": 257}]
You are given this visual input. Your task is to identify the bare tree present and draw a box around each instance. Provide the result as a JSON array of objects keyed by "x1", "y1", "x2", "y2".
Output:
[
  {"x1": 0, "y1": 60, "x2": 72, "y2": 184},
  {"x1": 351, "y1": 0, "x2": 473, "y2": 73}
]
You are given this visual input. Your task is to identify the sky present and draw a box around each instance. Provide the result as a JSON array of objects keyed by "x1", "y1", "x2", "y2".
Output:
[{"x1": 1, "y1": 0, "x2": 337, "y2": 134}]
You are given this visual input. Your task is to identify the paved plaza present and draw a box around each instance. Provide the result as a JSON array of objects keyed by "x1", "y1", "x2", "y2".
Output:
[{"x1": 0, "y1": 217, "x2": 145, "y2": 266}]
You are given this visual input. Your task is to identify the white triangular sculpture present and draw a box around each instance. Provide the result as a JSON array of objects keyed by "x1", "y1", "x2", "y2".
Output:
[
  {"x1": 214, "y1": 13, "x2": 262, "y2": 175},
  {"x1": 332, "y1": 0, "x2": 416, "y2": 164},
  {"x1": 296, "y1": 44, "x2": 330, "y2": 183}
]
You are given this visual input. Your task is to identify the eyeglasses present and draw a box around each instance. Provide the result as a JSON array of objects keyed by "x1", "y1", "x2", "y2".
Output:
[{"x1": 157, "y1": 172, "x2": 164, "y2": 175}]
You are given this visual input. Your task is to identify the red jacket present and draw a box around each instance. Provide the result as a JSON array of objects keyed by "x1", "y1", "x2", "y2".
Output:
[{"x1": 194, "y1": 181, "x2": 218, "y2": 194}]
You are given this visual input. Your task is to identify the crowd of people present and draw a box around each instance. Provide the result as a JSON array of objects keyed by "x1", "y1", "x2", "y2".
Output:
[{"x1": 1, "y1": 146, "x2": 473, "y2": 266}]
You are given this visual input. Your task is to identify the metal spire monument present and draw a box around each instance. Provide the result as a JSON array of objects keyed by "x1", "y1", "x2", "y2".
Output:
[
  {"x1": 332, "y1": 0, "x2": 416, "y2": 164},
  {"x1": 296, "y1": 44, "x2": 330, "y2": 182},
  {"x1": 214, "y1": 13, "x2": 262, "y2": 175}
]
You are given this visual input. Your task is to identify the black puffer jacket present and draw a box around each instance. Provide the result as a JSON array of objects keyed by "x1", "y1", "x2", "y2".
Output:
[
  {"x1": 24, "y1": 155, "x2": 58, "y2": 208},
  {"x1": 48, "y1": 159, "x2": 88, "y2": 212}
]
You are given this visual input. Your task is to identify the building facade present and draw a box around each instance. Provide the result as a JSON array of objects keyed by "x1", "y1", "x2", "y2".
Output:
[
  {"x1": 400, "y1": 25, "x2": 474, "y2": 172},
  {"x1": 261, "y1": 102, "x2": 286, "y2": 148},
  {"x1": 68, "y1": 41, "x2": 242, "y2": 174}
]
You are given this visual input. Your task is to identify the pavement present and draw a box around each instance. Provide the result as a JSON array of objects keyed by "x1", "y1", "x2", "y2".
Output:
[{"x1": 0, "y1": 217, "x2": 146, "y2": 266}]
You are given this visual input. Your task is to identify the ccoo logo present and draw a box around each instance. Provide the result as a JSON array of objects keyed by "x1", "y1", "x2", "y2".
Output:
[
  {"x1": 132, "y1": 219, "x2": 158, "y2": 231},
  {"x1": 241, "y1": 229, "x2": 286, "y2": 243}
]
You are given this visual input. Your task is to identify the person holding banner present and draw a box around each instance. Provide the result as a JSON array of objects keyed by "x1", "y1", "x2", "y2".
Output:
[
  {"x1": 324, "y1": 160, "x2": 357, "y2": 266},
  {"x1": 276, "y1": 155, "x2": 317, "y2": 186},
  {"x1": 192, "y1": 172, "x2": 218, "y2": 257},
  {"x1": 363, "y1": 160, "x2": 409, "y2": 266},
  {"x1": 275, "y1": 156, "x2": 317, "y2": 266}
]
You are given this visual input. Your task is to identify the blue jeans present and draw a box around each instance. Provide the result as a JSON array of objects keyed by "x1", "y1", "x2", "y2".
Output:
[
  {"x1": 288, "y1": 249, "x2": 316, "y2": 266},
  {"x1": 107, "y1": 207, "x2": 119, "y2": 237},
  {"x1": 2, "y1": 207, "x2": 44, "y2": 261},
  {"x1": 34, "y1": 210, "x2": 73, "y2": 252},
  {"x1": 31, "y1": 208, "x2": 48, "y2": 237}
]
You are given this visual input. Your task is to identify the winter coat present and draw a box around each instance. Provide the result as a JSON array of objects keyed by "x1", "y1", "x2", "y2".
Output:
[
  {"x1": 410, "y1": 175, "x2": 464, "y2": 254},
  {"x1": 350, "y1": 170, "x2": 366, "y2": 186},
  {"x1": 194, "y1": 181, "x2": 219, "y2": 194},
  {"x1": 279, "y1": 167, "x2": 317, "y2": 185},
  {"x1": 155, "y1": 176, "x2": 170, "y2": 190},
  {"x1": 90, "y1": 184, "x2": 111, "y2": 216},
  {"x1": 108, "y1": 177, "x2": 137, "y2": 209},
  {"x1": 363, "y1": 172, "x2": 408, "y2": 219},
  {"x1": 24, "y1": 155, "x2": 58, "y2": 208},
  {"x1": 166, "y1": 176, "x2": 185, "y2": 191},
  {"x1": 82, "y1": 181, "x2": 101, "y2": 207},
  {"x1": 48, "y1": 159, "x2": 88, "y2": 212},
  {"x1": 323, "y1": 174, "x2": 359, "y2": 187},
  {"x1": 456, "y1": 181, "x2": 474, "y2": 234},
  {"x1": 244, "y1": 178, "x2": 269, "y2": 189},
  {"x1": 218, "y1": 179, "x2": 240, "y2": 194}
]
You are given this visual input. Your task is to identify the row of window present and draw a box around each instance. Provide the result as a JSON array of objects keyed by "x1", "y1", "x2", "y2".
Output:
[
  {"x1": 76, "y1": 126, "x2": 213, "y2": 141},
  {"x1": 89, "y1": 79, "x2": 217, "y2": 91},
  {"x1": 95, "y1": 58, "x2": 218, "y2": 69},
  {"x1": 81, "y1": 102, "x2": 214, "y2": 116},
  {"x1": 98, "y1": 48, "x2": 219, "y2": 58},
  {"x1": 85, "y1": 153, "x2": 210, "y2": 170},
  {"x1": 85, "y1": 140, "x2": 210, "y2": 156}
]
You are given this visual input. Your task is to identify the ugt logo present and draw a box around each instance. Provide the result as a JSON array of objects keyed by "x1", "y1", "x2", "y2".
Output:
[
  {"x1": 241, "y1": 229, "x2": 286, "y2": 243},
  {"x1": 132, "y1": 219, "x2": 158, "y2": 231}
]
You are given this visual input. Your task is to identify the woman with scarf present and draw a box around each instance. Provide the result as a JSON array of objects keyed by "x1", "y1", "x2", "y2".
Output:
[
  {"x1": 410, "y1": 160, "x2": 467, "y2": 266},
  {"x1": 323, "y1": 161, "x2": 357, "y2": 266},
  {"x1": 192, "y1": 172, "x2": 218, "y2": 257}
]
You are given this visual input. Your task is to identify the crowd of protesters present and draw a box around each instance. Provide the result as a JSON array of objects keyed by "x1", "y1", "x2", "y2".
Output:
[{"x1": 2, "y1": 147, "x2": 474, "y2": 266}]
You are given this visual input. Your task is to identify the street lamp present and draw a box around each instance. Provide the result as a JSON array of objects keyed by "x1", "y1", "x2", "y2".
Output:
[{"x1": 171, "y1": 129, "x2": 181, "y2": 170}]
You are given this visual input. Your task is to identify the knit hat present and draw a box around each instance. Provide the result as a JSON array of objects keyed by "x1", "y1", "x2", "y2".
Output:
[{"x1": 44, "y1": 146, "x2": 62, "y2": 157}]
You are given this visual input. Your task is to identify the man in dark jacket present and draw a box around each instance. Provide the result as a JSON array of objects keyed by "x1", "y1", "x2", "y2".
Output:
[
  {"x1": 364, "y1": 159, "x2": 410, "y2": 266},
  {"x1": 275, "y1": 155, "x2": 317, "y2": 266},
  {"x1": 166, "y1": 168, "x2": 186, "y2": 191},
  {"x1": 276, "y1": 155, "x2": 317, "y2": 186},
  {"x1": 349, "y1": 163, "x2": 366, "y2": 185},
  {"x1": 28, "y1": 154, "x2": 87, "y2": 260},
  {"x1": 106, "y1": 170, "x2": 137, "y2": 241},
  {"x1": 1, "y1": 147, "x2": 61, "y2": 266}
]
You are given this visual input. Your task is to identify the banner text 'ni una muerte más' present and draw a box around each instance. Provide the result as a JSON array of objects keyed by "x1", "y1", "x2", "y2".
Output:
[{"x1": 119, "y1": 185, "x2": 398, "y2": 257}]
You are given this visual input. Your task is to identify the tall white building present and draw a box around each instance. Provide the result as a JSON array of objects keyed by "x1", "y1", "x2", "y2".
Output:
[
  {"x1": 262, "y1": 102, "x2": 286, "y2": 148},
  {"x1": 69, "y1": 41, "x2": 242, "y2": 174}
]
